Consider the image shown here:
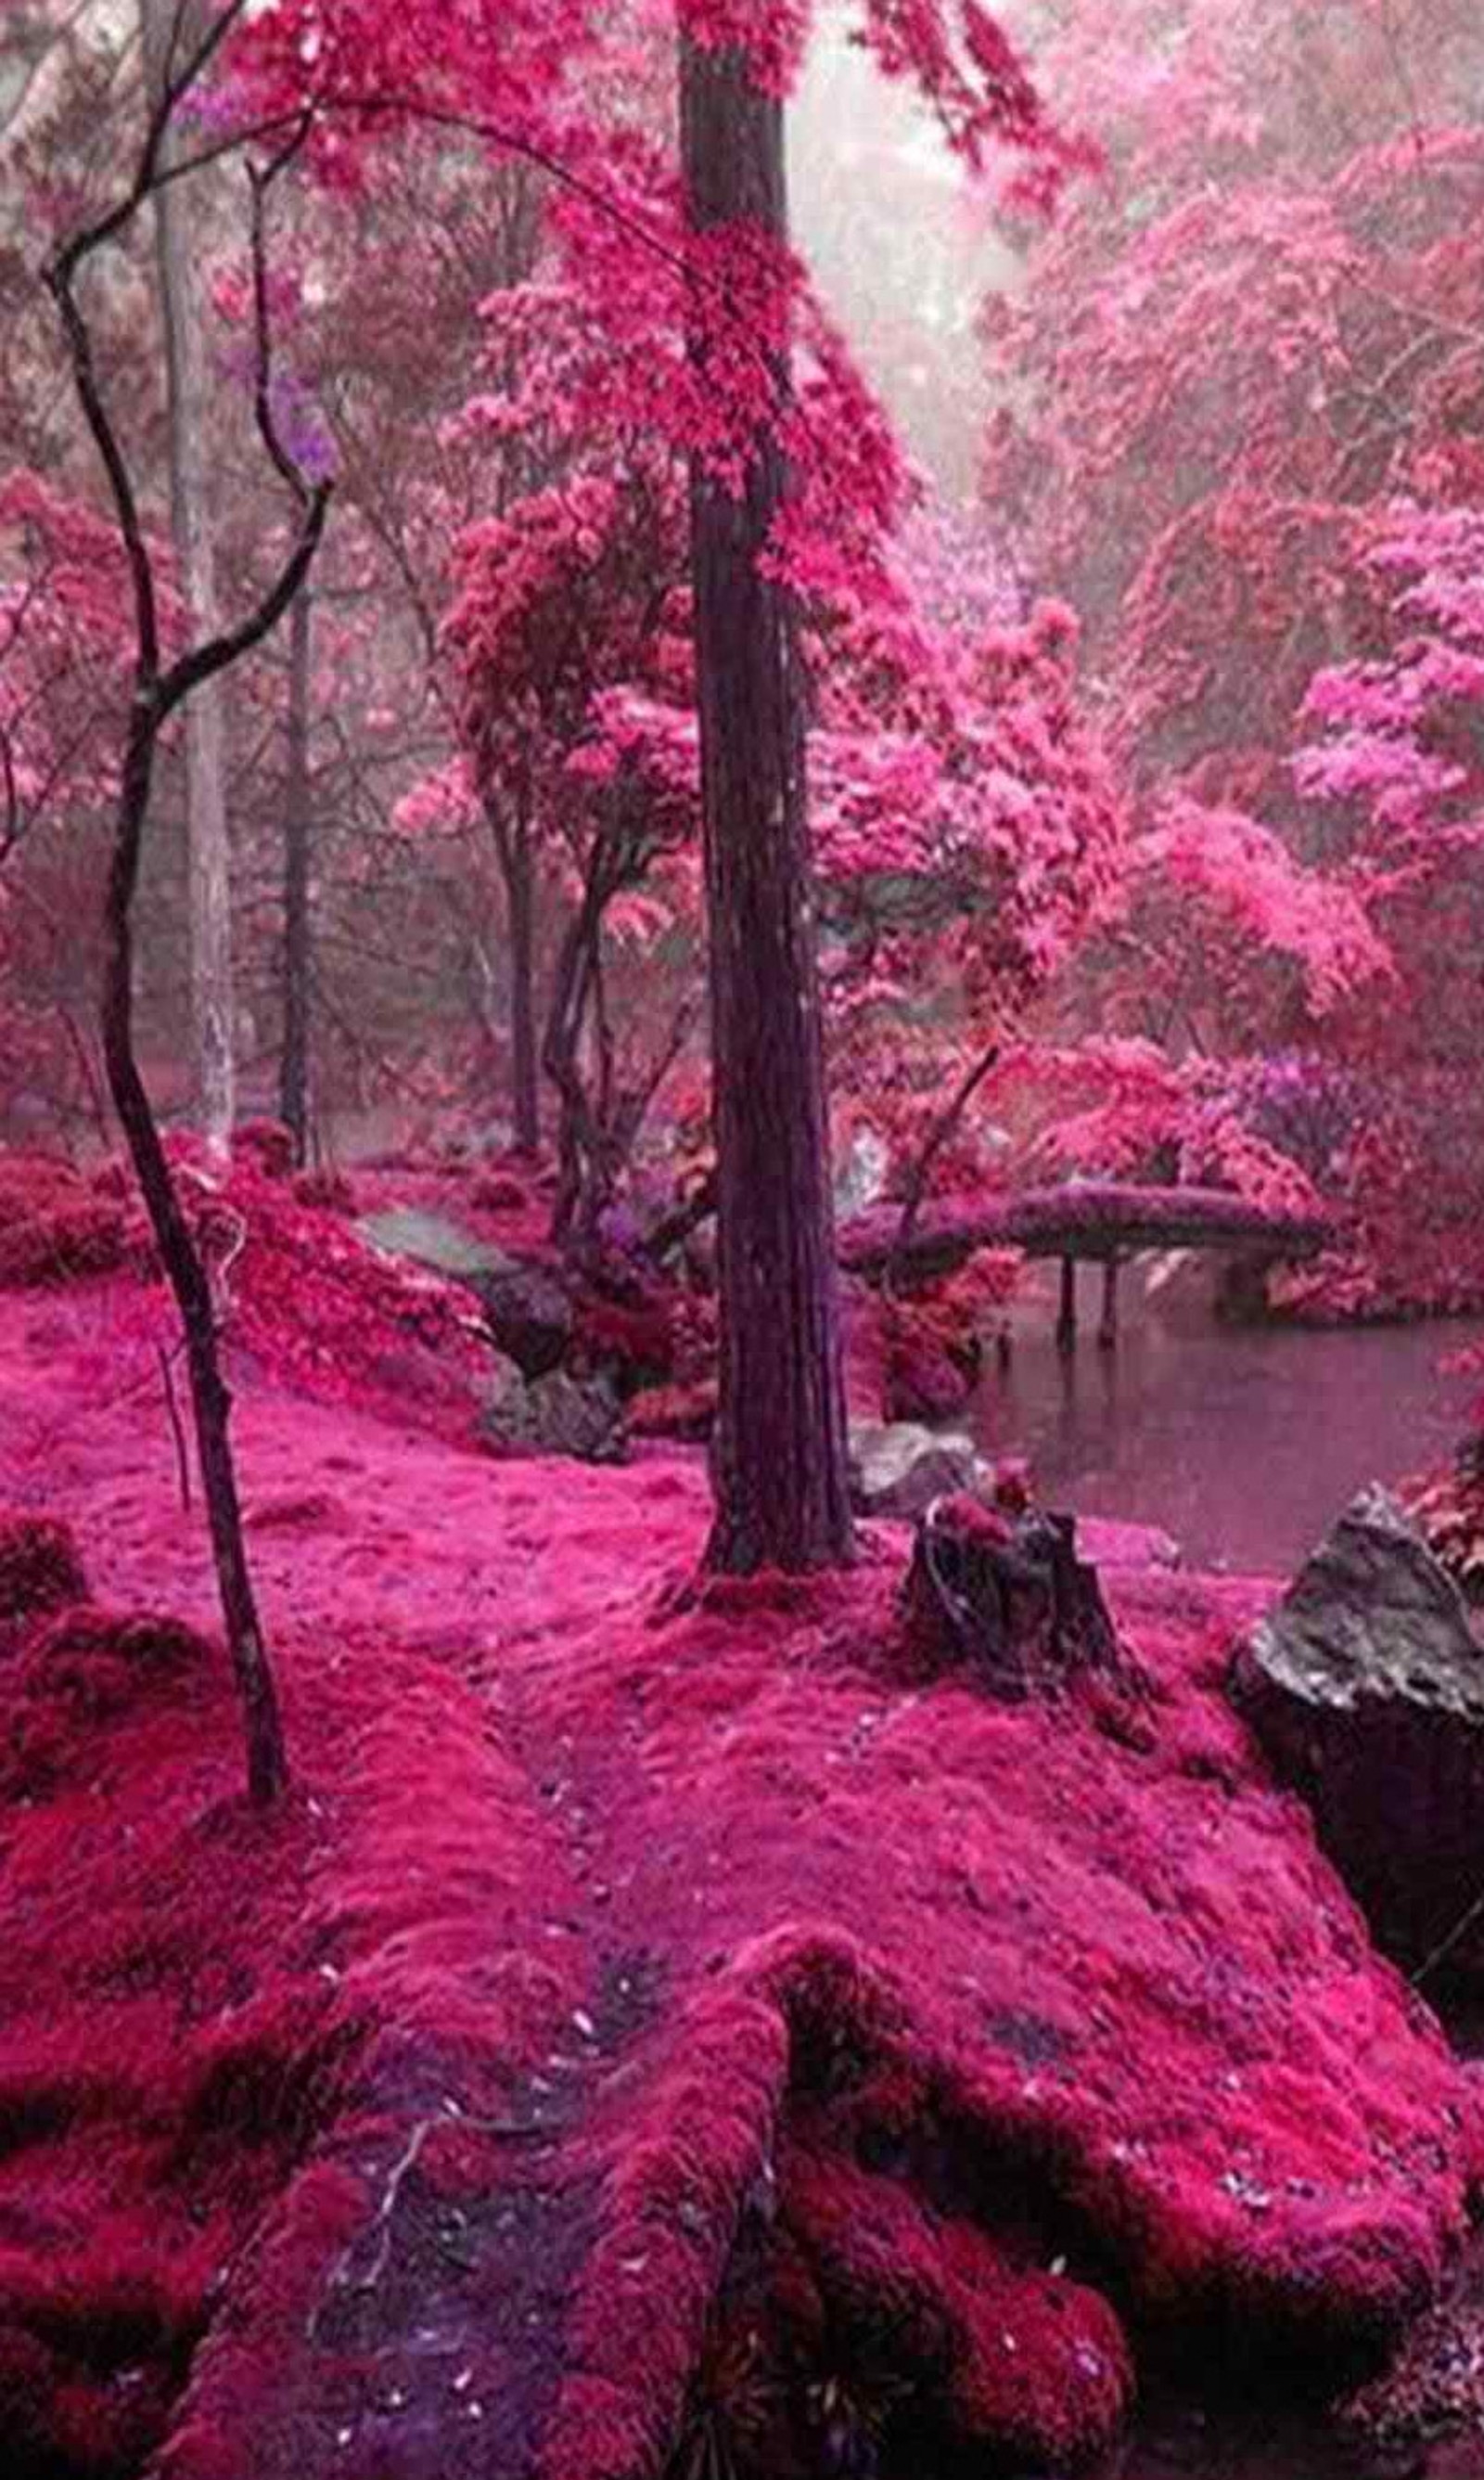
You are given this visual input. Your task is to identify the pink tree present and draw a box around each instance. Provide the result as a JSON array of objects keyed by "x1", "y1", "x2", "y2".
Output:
[
  {"x1": 1294, "y1": 504, "x2": 1484, "y2": 1304},
  {"x1": 972, "y1": 0, "x2": 1484, "y2": 1302},
  {"x1": 813, "y1": 580, "x2": 1124, "y2": 1244},
  {"x1": 443, "y1": 379, "x2": 697, "y2": 1234},
  {"x1": 222, "y1": 0, "x2": 1075, "y2": 1568}
]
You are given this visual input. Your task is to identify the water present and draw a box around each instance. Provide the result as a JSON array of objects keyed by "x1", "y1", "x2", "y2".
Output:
[
  {"x1": 976, "y1": 1267, "x2": 1482, "y2": 1574},
  {"x1": 957, "y1": 1267, "x2": 1484, "y2": 2474}
]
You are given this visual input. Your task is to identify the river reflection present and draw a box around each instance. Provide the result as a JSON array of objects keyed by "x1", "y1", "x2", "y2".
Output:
[{"x1": 974, "y1": 1269, "x2": 1483, "y2": 1575}]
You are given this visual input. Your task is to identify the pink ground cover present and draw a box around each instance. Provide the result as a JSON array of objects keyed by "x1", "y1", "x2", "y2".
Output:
[{"x1": 0, "y1": 1156, "x2": 1477, "y2": 2478}]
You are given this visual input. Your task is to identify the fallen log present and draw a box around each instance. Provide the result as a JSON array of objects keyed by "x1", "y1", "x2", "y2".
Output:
[{"x1": 838, "y1": 1181, "x2": 1334, "y2": 1285}]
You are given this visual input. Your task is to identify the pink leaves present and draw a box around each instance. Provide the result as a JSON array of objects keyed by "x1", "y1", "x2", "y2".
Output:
[
  {"x1": 851, "y1": 0, "x2": 1078, "y2": 195},
  {"x1": 681, "y1": 221, "x2": 795, "y2": 495},
  {"x1": 0, "y1": 471, "x2": 151, "y2": 852},
  {"x1": 676, "y1": 0, "x2": 811, "y2": 95},
  {"x1": 1136, "y1": 801, "x2": 1391, "y2": 1017},
  {"x1": 817, "y1": 521, "x2": 1125, "y2": 1137},
  {"x1": 391, "y1": 759, "x2": 478, "y2": 840},
  {"x1": 1298, "y1": 505, "x2": 1484, "y2": 861}
]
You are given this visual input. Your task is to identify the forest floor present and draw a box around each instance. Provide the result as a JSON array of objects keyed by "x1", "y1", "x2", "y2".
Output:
[{"x1": 2, "y1": 1149, "x2": 1483, "y2": 2480}]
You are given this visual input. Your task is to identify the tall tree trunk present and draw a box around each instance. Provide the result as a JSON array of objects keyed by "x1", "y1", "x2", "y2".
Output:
[
  {"x1": 679, "y1": 35, "x2": 853, "y2": 1574},
  {"x1": 140, "y1": 0, "x2": 235, "y2": 1156},
  {"x1": 278, "y1": 584, "x2": 312, "y2": 1162},
  {"x1": 508, "y1": 834, "x2": 541, "y2": 1154}
]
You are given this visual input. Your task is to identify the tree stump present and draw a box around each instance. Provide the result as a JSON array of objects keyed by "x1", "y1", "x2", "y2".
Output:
[{"x1": 902, "y1": 1493, "x2": 1120, "y2": 1696}]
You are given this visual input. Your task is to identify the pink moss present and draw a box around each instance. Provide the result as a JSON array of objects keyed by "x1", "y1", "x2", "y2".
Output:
[
  {"x1": 234, "y1": 1120, "x2": 298, "y2": 1180},
  {"x1": 571, "y1": 1294, "x2": 678, "y2": 1392},
  {"x1": 5, "y1": 1605, "x2": 215, "y2": 1795},
  {"x1": 0, "y1": 1509, "x2": 87, "y2": 1631},
  {"x1": 0, "y1": 1153, "x2": 128, "y2": 1290},
  {"x1": 189, "y1": 1156, "x2": 497, "y2": 1441},
  {"x1": 470, "y1": 1170, "x2": 533, "y2": 1213},
  {"x1": 0, "y1": 1232, "x2": 1476, "y2": 2478},
  {"x1": 883, "y1": 1294, "x2": 979, "y2": 1422},
  {"x1": 782, "y1": 2141, "x2": 1132, "y2": 2462},
  {"x1": 629, "y1": 1379, "x2": 717, "y2": 1440},
  {"x1": 291, "y1": 1167, "x2": 358, "y2": 1214}
]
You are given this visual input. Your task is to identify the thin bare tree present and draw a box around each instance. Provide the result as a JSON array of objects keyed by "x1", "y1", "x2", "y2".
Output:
[{"x1": 44, "y1": 6, "x2": 329, "y2": 1803}]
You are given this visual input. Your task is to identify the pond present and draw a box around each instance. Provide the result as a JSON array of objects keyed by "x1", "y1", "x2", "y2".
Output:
[{"x1": 974, "y1": 1263, "x2": 1483, "y2": 1575}]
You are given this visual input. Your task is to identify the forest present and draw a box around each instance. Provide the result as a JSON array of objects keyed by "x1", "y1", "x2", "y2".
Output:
[{"x1": 4, "y1": 2, "x2": 1484, "y2": 2475}]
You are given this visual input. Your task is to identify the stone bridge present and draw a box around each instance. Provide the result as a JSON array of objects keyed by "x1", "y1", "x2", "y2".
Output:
[{"x1": 838, "y1": 1181, "x2": 1333, "y2": 1348}]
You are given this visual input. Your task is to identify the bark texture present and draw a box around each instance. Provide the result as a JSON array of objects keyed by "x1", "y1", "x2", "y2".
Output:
[
  {"x1": 279, "y1": 585, "x2": 313, "y2": 1162},
  {"x1": 680, "y1": 35, "x2": 853, "y2": 1574}
]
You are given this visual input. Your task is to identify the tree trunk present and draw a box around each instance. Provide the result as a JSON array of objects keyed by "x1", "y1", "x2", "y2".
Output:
[
  {"x1": 278, "y1": 585, "x2": 312, "y2": 1162},
  {"x1": 508, "y1": 835, "x2": 541, "y2": 1154},
  {"x1": 109, "y1": 707, "x2": 288, "y2": 1806},
  {"x1": 140, "y1": 0, "x2": 235, "y2": 1156},
  {"x1": 679, "y1": 35, "x2": 853, "y2": 1574}
]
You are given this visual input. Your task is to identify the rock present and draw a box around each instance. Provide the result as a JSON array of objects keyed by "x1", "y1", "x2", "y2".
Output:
[
  {"x1": 479, "y1": 1367, "x2": 626, "y2": 1463},
  {"x1": 470, "y1": 1260, "x2": 575, "y2": 1378},
  {"x1": 1231, "y1": 1484, "x2": 1484, "y2": 1975},
  {"x1": 1341, "y1": 2283, "x2": 1484, "y2": 2461},
  {"x1": 356, "y1": 1207, "x2": 507, "y2": 1282},
  {"x1": 357, "y1": 1210, "x2": 577, "y2": 1377},
  {"x1": 850, "y1": 1422, "x2": 985, "y2": 1521}
]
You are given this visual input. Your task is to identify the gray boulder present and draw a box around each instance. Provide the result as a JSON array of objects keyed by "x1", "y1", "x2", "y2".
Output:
[
  {"x1": 357, "y1": 1207, "x2": 573, "y2": 1379},
  {"x1": 356, "y1": 1207, "x2": 507, "y2": 1281},
  {"x1": 850, "y1": 1422, "x2": 984, "y2": 1522},
  {"x1": 1231, "y1": 1484, "x2": 1484, "y2": 1977},
  {"x1": 468, "y1": 1260, "x2": 574, "y2": 1379},
  {"x1": 479, "y1": 1367, "x2": 626, "y2": 1464}
]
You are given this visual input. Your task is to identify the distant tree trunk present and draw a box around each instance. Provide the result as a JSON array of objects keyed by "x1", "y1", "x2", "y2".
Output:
[
  {"x1": 140, "y1": 0, "x2": 235, "y2": 1157},
  {"x1": 507, "y1": 834, "x2": 541, "y2": 1154},
  {"x1": 541, "y1": 815, "x2": 688, "y2": 1248},
  {"x1": 481, "y1": 771, "x2": 541, "y2": 1153},
  {"x1": 278, "y1": 585, "x2": 312, "y2": 1162},
  {"x1": 680, "y1": 35, "x2": 853, "y2": 1574}
]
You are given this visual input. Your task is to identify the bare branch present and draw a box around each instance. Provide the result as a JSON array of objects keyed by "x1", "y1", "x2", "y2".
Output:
[
  {"x1": 247, "y1": 110, "x2": 317, "y2": 502},
  {"x1": 889, "y1": 1038, "x2": 1004, "y2": 1291}
]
